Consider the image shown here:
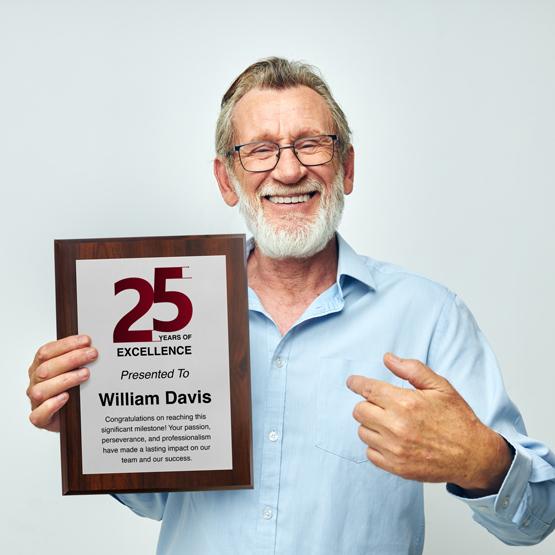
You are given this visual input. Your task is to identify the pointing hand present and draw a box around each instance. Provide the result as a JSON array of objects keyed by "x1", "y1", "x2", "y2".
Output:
[{"x1": 347, "y1": 353, "x2": 513, "y2": 495}]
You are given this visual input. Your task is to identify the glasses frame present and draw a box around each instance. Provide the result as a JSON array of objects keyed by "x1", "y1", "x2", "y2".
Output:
[{"x1": 227, "y1": 134, "x2": 338, "y2": 173}]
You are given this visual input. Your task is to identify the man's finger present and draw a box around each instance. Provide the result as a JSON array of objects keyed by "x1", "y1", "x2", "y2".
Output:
[
  {"x1": 28, "y1": 392, "x2": 68, "y2": 431},
  {"x1": 346, "y1": 375, "x2": 401, "y2": 409},
  {"x1": 27, "y1": 367, "x2": 90, "y2": 409},
  {"x1": 352, "y1": 400, "x2": 387, "y2": 430},
  {"x1": 365, "y1": 446, "x2": 389, "y2": 470},
  {"x1": 383, "y1": 353, "x2": 451, "y2": 392},
  {"x1": 357, "y1": 424, "x2": 388, "y2": 450},
  {"x1": 30, "y1": 335, "x2": 91, "y2": 374},
  {"x1": 31, "y1": 346, "x2": 97, "y2": 384},
  {"x1": 356, "y1": 426, "x2": 391, "y2": 469}
]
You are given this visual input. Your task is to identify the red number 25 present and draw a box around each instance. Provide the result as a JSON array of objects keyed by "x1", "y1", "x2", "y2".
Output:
[{"x1": 113, "y1": 267, "x2": 192, "y2": 343}]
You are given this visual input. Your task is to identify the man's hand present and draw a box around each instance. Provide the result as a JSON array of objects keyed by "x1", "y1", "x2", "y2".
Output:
[
  {"x1": 347, "y1": 353, "x2": 513, "y2": 496},
  {"x1": 27, "y1": 335, "x2": 97, "y2": 432}
]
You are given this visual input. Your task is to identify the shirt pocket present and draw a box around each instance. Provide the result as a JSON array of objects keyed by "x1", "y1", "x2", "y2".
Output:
[{"x1": 315, "y1": 357, "x2": 378, "y2": 464}]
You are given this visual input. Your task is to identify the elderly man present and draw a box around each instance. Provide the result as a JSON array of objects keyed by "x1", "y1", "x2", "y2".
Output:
[{"x1": 27, "y1": 57, "x2": 555, "y2": 554}]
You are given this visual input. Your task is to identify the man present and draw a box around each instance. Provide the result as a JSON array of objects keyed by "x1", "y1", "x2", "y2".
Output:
[{"x1": 27, "y1": 57, "x2": 555, "y2": 554}]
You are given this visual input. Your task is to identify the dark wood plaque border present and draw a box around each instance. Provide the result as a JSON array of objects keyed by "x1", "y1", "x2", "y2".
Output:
[{"x1": 55, "y1": 234, "x2": 252, "y2": 495}]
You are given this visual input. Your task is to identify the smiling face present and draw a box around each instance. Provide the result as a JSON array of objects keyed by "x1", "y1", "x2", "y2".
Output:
[{"x1": 215, "y1": 85, "x2": 354, "y2": 259}]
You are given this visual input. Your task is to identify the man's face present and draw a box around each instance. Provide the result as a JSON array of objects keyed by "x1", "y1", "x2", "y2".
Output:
[{"x1": 222, "y1": 86, "x2": 353, "y2": 259}]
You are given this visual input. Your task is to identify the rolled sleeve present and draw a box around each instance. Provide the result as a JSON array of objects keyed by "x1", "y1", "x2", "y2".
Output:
[
  {"x1": 429, "y1": 294, "x2": 555, "y2": 545},
  {"x1": 447, "y1": 438, "x2": 555, "y2": 544}
]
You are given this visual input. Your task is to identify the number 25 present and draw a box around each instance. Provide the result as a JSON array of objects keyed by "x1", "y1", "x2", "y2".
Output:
[{"x1": 113, "y1": 267, "x2": 192, "y2": 343}]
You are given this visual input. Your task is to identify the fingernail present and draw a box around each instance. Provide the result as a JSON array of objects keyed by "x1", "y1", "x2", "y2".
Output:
[
  {"x1": 77, "y1": 335, "x2": 90, "y2": 346},
  {"x1": 57, "y1": 392, "x2": 69, "y2": 402},
  {"x1": 346, "y1": 376, "x2": 353, "y2": 388},
  {"x1": 86, "y1": 348, "x2": 97, "y2": 359},
  {"x1": 387, "y1": 352, "x2": 402, "y2": 362},
  {"x1": 79, "y1": 368, "x2": 89, "y2": 378}
]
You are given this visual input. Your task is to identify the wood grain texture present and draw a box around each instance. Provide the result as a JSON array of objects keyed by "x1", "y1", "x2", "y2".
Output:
[{"x1": 54, "y1": 234, "x2": 252, "y2": 495}]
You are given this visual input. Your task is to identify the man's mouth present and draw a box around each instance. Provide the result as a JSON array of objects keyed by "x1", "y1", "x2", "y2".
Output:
[{"x1": 264, "y1": 192, "x2": 318, "y2": 204}]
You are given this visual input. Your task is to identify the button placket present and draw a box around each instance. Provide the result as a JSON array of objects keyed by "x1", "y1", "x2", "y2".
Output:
[{"x1": 255, "y1": 336, "x2": 291, "y2": 551}]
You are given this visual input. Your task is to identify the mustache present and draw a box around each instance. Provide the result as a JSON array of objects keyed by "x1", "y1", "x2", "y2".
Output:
[{"x1": 256, "y1": 179, "x2": 323, "y2": 198}]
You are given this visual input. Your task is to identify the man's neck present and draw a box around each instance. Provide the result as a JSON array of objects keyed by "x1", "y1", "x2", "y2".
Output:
[{"x1": 247, "y1": 236, "x2": 339, "y2": 335}]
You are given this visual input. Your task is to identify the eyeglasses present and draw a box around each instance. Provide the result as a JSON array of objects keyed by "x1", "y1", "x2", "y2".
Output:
[{"x1": 227, "y1": 134, "x2": 338, "y2": 173}]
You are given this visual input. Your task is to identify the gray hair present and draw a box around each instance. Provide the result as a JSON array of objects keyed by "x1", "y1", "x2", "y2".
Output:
[{"x1": 215, "y1": 57, "x2": 352, "y2": 166}]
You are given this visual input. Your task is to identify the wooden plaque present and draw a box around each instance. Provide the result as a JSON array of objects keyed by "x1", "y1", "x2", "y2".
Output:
[{"x1": 55, "y1": 234, "x2": 252, "y2": 495}]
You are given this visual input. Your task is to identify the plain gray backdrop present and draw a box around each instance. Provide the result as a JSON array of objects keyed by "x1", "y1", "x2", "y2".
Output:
[{"x1": 1, "y1": 1, "x2": 554, "y2": 553}]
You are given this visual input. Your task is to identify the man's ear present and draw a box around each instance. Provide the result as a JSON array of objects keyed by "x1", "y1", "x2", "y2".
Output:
[
  {"x1": 342, "y1": 145, "x2": 354, "y2": 195},
  {"x1": 214, "y1": 157, "x2": 239, "y2": 207}
]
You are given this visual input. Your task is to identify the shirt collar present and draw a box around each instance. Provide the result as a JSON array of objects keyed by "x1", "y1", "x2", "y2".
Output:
[
  {"x1": 335, "y1": 233, "x2": 376, "y2": 291},
  {"x1": 245, "y1": 233, "x2": 376, "y2": 292}
]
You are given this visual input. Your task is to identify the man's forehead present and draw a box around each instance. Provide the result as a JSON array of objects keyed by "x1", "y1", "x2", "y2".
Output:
[{"x1": 232, "y1": 85, "x2": 333, "y2": 143}]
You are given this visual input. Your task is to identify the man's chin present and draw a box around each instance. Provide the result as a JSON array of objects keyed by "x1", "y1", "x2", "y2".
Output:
[
  {"x1": 264, "y1": 220, "x2": 314, "y2": 237},
  {"x1": 250, "y1": 222, "x2": 333, "y2": 260}
]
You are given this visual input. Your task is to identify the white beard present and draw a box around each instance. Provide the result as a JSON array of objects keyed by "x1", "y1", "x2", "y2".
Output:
[{"x1": 230, "y1": 167, "x2": 345, "y2": 260}]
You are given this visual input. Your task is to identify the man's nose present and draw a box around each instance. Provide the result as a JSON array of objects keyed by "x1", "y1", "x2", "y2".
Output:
[{"x1": 271, "y1": 147, "x2": 308, "y2": 184}]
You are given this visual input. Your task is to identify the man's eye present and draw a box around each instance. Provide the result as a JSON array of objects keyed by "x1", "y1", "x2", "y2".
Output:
[
  {"x1": 245, "y1": 144, "x2": 275, "y2": 156},
  {"x1": 297, "y1": 141, "x2": 318, "y2": 150}
]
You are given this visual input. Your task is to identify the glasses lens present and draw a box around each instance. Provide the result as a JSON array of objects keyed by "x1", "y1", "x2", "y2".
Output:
[
  {"x1": 239, "y1": 141, "x2": 279, "y2": 172},
  {"x1": 294, "y1": 135, "x2": 334, "y2": 166}
]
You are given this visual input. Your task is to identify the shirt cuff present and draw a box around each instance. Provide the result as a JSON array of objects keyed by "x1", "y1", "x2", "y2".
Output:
[
  {"x1": 111, "y1": 492, "x2": 166, "y2": 521},
  {"x1": 446, "y1": 437, "x2": 532, "y2": 521}
]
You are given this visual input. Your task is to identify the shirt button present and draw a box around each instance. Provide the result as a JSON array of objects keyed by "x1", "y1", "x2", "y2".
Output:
[
  {"x1": 268, "y1": 430, "x2": 279, "y2": 442},
  {"x1": 274, "y1": 357, "x2": 285, "y2": 368},
  {"x1": 263, "y1": 506, "x2": 273, "y2": 520},
  {"x1": 501, "y1": 496, "x2": 510, "y2": 509}
]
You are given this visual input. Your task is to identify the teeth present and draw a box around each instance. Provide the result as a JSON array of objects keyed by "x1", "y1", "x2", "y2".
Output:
[{"x1": 267, "y1": 194, "x2": 312, "y2": 204}]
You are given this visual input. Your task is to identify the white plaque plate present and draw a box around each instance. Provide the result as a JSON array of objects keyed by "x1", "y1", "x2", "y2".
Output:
[{"x1": 75, "y1": 255, "x2": 232, "y2": 475}]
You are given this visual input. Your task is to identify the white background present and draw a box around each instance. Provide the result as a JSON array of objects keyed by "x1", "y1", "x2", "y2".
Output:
[{"x1": 1, "y1": 1, "x2": 554, "y2": 553}]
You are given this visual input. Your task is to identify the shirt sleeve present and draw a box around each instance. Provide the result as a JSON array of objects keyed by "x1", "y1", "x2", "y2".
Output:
[
  {"x1": 111, "y1": 492, "x2": 168, "y2": 521},
  {"x1": 427, "y1": 292, "x2": 555, "y2": 545}
]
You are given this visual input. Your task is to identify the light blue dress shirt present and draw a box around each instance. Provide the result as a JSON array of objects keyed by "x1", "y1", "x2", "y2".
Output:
[{"x1": 114, "y1": 234, "x2": 555, "y2": 554}]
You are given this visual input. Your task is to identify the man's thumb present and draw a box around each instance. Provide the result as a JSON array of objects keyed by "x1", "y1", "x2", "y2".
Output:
[{"x1": 383, "y1": 353, "x2": 449, "y2": 391}]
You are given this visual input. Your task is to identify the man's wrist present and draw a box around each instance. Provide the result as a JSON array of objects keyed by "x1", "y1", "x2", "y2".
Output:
[{"x1": 454, "y1": 428, "x2": 515, "y2": 498}]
